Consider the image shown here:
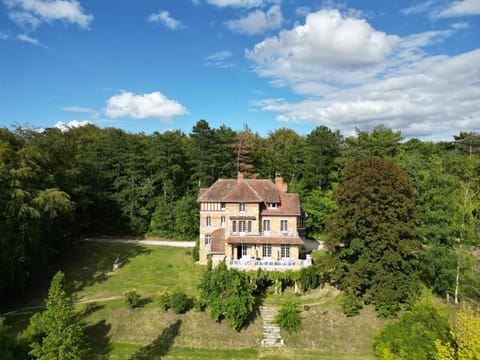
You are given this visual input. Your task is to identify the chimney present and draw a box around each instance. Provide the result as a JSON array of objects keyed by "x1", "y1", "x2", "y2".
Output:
[
  {"x1": 275, "y1": 173, "x2": 288, "y2": 192},
  {"x1": 237, "y1": 172, "x2": 243, "y2": 182}
]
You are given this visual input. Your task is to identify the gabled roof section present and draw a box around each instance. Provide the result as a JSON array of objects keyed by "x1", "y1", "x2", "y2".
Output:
[
  {"x1": 197, "y1": 177, "x2": 282, "y2": 203},
  {"x1": 262, "y1": 193, "x2": 301, "y2": 216}
]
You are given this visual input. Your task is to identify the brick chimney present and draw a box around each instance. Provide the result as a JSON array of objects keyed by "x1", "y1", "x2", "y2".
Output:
[
  {"x1": 237, "y1": 172, "x2": 243, "y2": 182},
  {"x1": 275, "y1": 173, "x2": 288, "y2": 192}
]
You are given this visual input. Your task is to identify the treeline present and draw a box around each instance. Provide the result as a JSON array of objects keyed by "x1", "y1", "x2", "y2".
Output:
[{"x1": 1, "y1": 121, "x2": 479, "y2": 301}]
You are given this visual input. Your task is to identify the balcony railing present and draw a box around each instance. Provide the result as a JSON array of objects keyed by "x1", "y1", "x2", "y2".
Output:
[
  {"x1": 227, "y1": 255, "x2": 312, "y2": 271},
  {"x1": 229, "y1": 231, "x2": 299, "y2": 237}
]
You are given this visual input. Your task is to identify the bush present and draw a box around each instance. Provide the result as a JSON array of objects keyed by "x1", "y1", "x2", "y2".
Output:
[
  {"x1": 158, "y1": 290, "x2": 172, "y2": 311},
  {"x1": 124, "y1": 289, "x2": 141, "y2": 309},
  {"x1": 342, "y1": 293, "x2": 363, "y2": 317},
  {"x1": 275, "y1": 300, "x2": 302, "y2": 333},
  {"x1": 158, "y1": 290, "x2": 192, "y2": 314},
  {"x1": 170, "y1": 291, "x2": 192, "y2": 314}
]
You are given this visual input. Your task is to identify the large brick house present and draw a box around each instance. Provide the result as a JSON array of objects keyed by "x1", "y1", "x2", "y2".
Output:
[{"x1": 197, "y1": 173, "x2": 311, "y2": 271}]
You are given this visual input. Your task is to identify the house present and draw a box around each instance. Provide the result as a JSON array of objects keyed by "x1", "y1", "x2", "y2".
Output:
[{"x1": 197, "y1": 173, "x2": 311, "y2": 271}]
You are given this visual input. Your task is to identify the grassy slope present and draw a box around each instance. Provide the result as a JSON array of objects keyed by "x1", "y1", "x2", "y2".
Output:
[{"x1": 5, "y1": 242, "x2": 384, "y2": 359}]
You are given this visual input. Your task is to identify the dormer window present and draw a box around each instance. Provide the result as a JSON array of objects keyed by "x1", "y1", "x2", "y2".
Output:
[
  {"x1": 220, "y1": 202, "x2": 226, "y2": 210},
  {"x1": 239, "y1": 202, "x2": 246, "y2": 213},
  {"x1": 267, "y1": 203, "x2": 278, "y2": 209}
]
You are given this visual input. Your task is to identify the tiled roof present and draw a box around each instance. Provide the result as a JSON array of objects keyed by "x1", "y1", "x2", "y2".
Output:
[
  {"x1": 209, "y1": 228, "x2": 225, "y2": 254},
  {"x1": 262, "y1": 193, "x2": 301, "y2": 216},
  {"x1": 197, "y1": 178, "x2": 281, "y2": 203},
  {"x1": 226, "y1": 236, "x2": 305, "y2": 245}
]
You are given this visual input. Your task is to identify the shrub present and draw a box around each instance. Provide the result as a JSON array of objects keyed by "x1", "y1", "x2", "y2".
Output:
[
  {"x1": 158, "y1": 290, "x2": 172, "y2": 311},
  {"x1": 124, "y1": 289, "x2": 141, "y2": 309},
  {"x1": 275, "y1": 300, "x2": 302, "y2": 333},
  {"x1": 342, "y1": 293, "x2": 363, "y2": 317},
  {"x1": 170, "y1": 291, "x2": 192, "y2": 314}
]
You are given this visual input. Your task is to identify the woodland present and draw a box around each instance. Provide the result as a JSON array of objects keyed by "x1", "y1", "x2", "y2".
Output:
[{"x1": 0, "y1": 121, "x2": 479, "y2": 304}]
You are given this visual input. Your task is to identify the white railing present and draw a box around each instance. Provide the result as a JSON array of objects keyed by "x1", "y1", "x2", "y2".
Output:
[
  {"x1": 229, "y1": 231, "x2": 299, "y2": 237},
  {"x1": 227, "y1": 255, "x2": 312, "y2": 271}
]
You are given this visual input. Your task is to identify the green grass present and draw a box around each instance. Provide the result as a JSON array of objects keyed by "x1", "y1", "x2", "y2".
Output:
[{"x1": 4, "y1": 242, "x2": 385, "y2": 359}]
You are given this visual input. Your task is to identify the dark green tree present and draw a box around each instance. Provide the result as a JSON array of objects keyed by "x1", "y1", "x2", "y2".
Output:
[{"x1": 325, "y1": 157, "x2": 420, "y2": 316}]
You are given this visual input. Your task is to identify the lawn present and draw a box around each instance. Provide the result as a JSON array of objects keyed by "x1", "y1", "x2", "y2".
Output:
[{"x1": 4, "y1": 241, "x2": 384, "y2": 359}]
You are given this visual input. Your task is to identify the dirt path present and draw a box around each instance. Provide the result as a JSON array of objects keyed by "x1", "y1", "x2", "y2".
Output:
[{"x1": 82, "y1": 238, "x2": 195, "y2": 248}]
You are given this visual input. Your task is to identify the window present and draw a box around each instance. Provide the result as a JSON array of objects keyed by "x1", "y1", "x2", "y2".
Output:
[
  {"x1": 281, "y1": 244, "x2": 290, "y2": 258},
  {"x1": 232, "y1": 221, "x2": 236, "y2": 233},
  {"x1": 205, "y1": 235, "x2": 211, "y2": 245},
  {"x1": 267, "y1": 203, "x2": 278, "y2": 209},
  {"x1": 247, "y1": 221, "x2": 252, "y2": 234},
  {"x1": 239, "y1": 202, "x2": 246, "y2": 212},
  {"x1": 240, "y1": 243, "x2": 247, "y2": 257},
  {"x1": 281, "y1": 220, "x2": 288, "y2": 233},
  {"x1": 221, "y1": 202, "x2": 226, "y2": 210},
  {"x1": 206, "y1": 216, "x2": 211, "y2": 226},
  {"x1": 262, "y1": 244, "x2": 272, "y2": 258},
  {"x1": 263, "y1": 219, "x2": 270, "y2": 232},
  {"x1": 239, "y1": 220, "x2": 246, "y2": 233},
  {"x1": 221, "y1": 216, "x2": 226, "y2": 228}
]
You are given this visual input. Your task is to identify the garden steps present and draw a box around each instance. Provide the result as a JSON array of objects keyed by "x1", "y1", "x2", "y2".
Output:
[{"x1": 260, "y1": 306, "x2": 284, "y2": 347}]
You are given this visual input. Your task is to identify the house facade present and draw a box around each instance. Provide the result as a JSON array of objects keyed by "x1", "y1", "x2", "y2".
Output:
[{"x1": 197, "y1": 173, "x2": 311, "y2": 271}]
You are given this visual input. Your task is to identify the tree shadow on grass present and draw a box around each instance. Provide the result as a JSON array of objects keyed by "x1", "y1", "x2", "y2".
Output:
[
  {"x1": 60, "y1": 241, "x2": 152, "y2": 293},
  {"x1": 84, "y1": 319, "x2": 112, "y2": 359},
  {"x1": 129, "y1": 319, "x2": 182, "y2": 360}
]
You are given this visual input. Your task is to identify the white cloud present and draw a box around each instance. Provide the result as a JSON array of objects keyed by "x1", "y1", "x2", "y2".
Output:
[
  {"x1": 62, "y1": 105, "x2": 95, "y2": 113},
  {"x1": 254, "y1": 49, "x2": 480, "y2": 140},
  {"x1": 17, "y1": 33, "x2": 47, "y2": 47},
  {"x1": 226, "y1": 5, "x2": 283, "y2": 35},
  {"x1": 436, "y1": 0, "x2": 480, "y2": 17},
  {"x1": 54, "y1": 120, "x2": 92, "y2": 132},
  {"x1": 205, "y1": 51, "x2": 235, "y2": 68},
  {"x1": 5, "y1": 0, "x2": 93, "y2": 29},
  {"x1": 104, "y1": 91, "x2": 189, "y2": 120},
  {"x1": 205, "y1": 0, "x2": 275, "y2": 8},
  {"x1": 147, "y1": 11, "x2": 183, "y2": 30},
  {"x1": 246, "y1": 9, "x2": 399, "y2": 93}
]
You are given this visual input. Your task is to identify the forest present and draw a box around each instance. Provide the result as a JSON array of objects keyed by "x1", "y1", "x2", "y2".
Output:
[{"x1": 0, "y1": 120, "x2": 479, "y2": 310}]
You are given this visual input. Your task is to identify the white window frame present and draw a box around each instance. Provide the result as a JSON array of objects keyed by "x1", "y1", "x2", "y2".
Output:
[
  {"x1": 221, "y1": 216, "x2": 226, "y2": 228},
  {"x1": 267, "y1": 203, "x2": 278, "y2": 209},
  {"x1": 239, "y1": 220, "x2": 246, "y2": 234},
  {"x1": 281, "y1": 244, "x2": 290, "y2": 259},
  {"x1": 205, "y1": 235, "x2": 211, "y2": 245},
  {"x1": 206, "y1": 216, "x2": 211, "y2": 227},
  {"x1": 262, "y1": 244, "x2": 272, "y2": 258},
  {"x1": 232, "y1": 220, "x2": 237, "y2": 233},
  {"x1": 220, "y1": 202, "x2": 226, "y2": 210},
  {"x1": 239, "y1": 202, "x2": 246, "y2": 213},
  {"x1": 240, "y1": 243, "x2": 247, "y2": 257},
  {"x1": 247, "y1": 221, "x2": 252, "y2": 234},
  {"x1": 281, "y1": 220, "x2": 288, "y2": 233},
  {"x1": 263, "y1": 219, "x2": 270, "y2": 235}
]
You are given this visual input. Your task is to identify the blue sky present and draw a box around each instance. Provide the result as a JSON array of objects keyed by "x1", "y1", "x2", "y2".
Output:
[{"x1": 1, "y1": 0, "x2": 479, "y2": 140}]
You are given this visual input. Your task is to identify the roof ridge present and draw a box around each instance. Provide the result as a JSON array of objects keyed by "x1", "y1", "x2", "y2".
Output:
[{"x1": 244, "y1": 180, "x2": 263, "y2": 202}]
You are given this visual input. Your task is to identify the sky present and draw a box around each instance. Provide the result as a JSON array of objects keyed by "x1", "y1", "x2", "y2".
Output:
[{"x1": 0, "y1": 0, "x2": 479, "y2": 141}]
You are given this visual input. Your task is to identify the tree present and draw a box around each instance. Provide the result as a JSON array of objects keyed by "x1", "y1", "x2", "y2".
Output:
[
  {"x1": 373, "y1": 302, "x2": 452, "y2": 360},
  {"x1": 325, "y1": 157, "x2": 421, "y2": 316},
  {"x1": 343, "y1": 125, "x2": 403, "y2": 160},
  {"x1": 275, "y1": 300, "x2": 302, "y2": 333},
  {"x1": 435, "y1": 305, "x2": 480, "y2": 359},
  {"x1": 303, "y1": 188, "x2": 337, "y2": 240},
  {"x1": 24, "y1": 271, "x2": 87, "y2": 359},
  {"x1": 198, "y1": 261, "x2": 255, "y2": 330}
]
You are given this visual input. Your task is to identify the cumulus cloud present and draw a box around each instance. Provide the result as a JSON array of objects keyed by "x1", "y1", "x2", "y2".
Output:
[
  {"x1": 226, "y1": 5, "x2": 282, "y2": 35},
  {"x1": 205, "y1": 0, "x2": 274, "y2": 8},
  {"x1": 248, "y1": 8, "x2": 480, "y2": 140},
  {"x1": 204, "y1": 51, "x2": 234, "y2": 68},
  {"x1": 147, "y1": 11, "x2": 183, "y2": 30},
  {"x1": 54, "y1": 120, "x2": 92, "y2": 132},
  {"x1": 17, "y1": 33, "x2": 47, "y2": 47},
  {"x1": 105, "y1": 91, "x2": 189, "y2": 120},
  {"x1": 5, "y1": 0, "x2": 93, "y2": 29}
]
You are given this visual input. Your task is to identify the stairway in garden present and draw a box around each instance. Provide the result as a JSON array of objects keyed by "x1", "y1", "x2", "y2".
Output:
[{"x1": 260, "y1": 306, "x2": 284, "y2": 347}]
